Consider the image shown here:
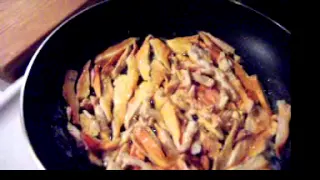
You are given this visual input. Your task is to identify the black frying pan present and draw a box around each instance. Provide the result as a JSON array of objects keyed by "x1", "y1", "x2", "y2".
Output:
[{"x1": 21, "y1": 0, "x2": 290, "y2": 170}]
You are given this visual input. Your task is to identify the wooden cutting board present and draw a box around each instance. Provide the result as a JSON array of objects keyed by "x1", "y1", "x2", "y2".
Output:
[{"x1": 0, "y1": 0, "x2": 101, "y2": 82}]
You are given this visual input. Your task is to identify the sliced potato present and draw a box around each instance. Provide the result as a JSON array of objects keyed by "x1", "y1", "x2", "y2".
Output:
[
  {"x1": 150, "y1": 60, "x2": 167, "y2": 87},
  {"x1": 100, "y1": 75, "x2": 113, "y2": 122},
  {"x1": 199, "y1": 31, "x2": 235, "y2": 54},
  {"x1": 76, "y1": 60, "x2": 91, "y2": 100},
  {"x1": 161, "y1": 101, "x2": 181, "y2": 147},
  {"x1": 166, "y1": 35, "x2": 199, "y2": 55},
  {"x1": 63, "y1": 70, "x2": 80, "y2": 124},
  {"x1": 112, "y1": 75, "x2": 134, "y2": 138},
  {"x1": 80, "y1": 112, "x2": 100, "y2": 137},
  {"x1": 136, "y1": 35, "x2": 153, "y2": 81},
  {"x1": 150, "y1": 38, "x2": 171, "y2": 70},
  {"x1": 95, "y1": 37, "x2": 137, "y2": 65},
  {"x1": 233, "y1": 62, "x2": 272, "y2": 115},
  {"x1": 91, "y1": 65, "x2": 102, "y2": 98}
]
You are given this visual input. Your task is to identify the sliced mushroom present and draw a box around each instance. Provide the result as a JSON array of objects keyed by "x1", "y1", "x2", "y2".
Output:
[
  {"x1": 191, "y1": 71, "x2": 215, "y2": 88},
  {"x1": 178, "y1": 120, "x2": 198, "y2": 153},
  {"x1": 233, "y1": 54, "x2": 241, "y2": 63},
  {"x1": 80, "y1": 112, "x2": 100, "y2": 137},
  {"x1": 217, "y1": 53, "x2": 232, "y2": 72},
  {"x1": 225, "y1": 139, "x2": 251, "y2": 168},
  {"x1": 188, "y1": 44, "x2": 212, "y2": 64},
  {"x1": 178, "y1": 69, "x2": 192, "y2": 89},
  {"x1": 105, "y1": 157, "x2": 122, "y2": 170},
  {"x1": 176, "y1": 55, "x2": 200, "y2": 70},
  {"x1": 91, "y1": 97, "x2": 109, "y2": 133},
  {"x1": 275, "y1": 100, "x2": 291, "y2": 157},
  {"x1": 244, "y1": 106, "x2": 271, "y2": 134},
  {"x1": 218, "y1": 89, "x2": 229, "y2": 110},
  {"x1": 248, "y1": 129, "x2": 271, "y2": 157},
  {"x1": 170, "y1": 89, "x2": 191, "y2": 111},
  {"x1": 66, "y1": 106, "x2": 72, "y2": 121},
  {"x1": 225, "y1": 154, "x2": 269, "y2": 170},
  {"x1": 196, "y1": 85, "x2": 220, "y2": 107},
  {"x1": 114, "y1": 143, "x2": 130, "y2": 164},
  {"x1": 67, "y1": 122, "x2": 84, "y2": 147},
  {"x1": 200, "y1": 131, "x2": 222, "y2": 160},
  {"x1": 88, "y1": 151, "x2": 103, "y2": 166},
  {"x1": 154, "y1": 123, "x2": 179, "y2": 158},
  {"x1": 212, "y1": 67, "x2": 238, "y2": 101},
  {"x1": 119, "y1": 152, "x2": 153, "y2": 170},
  {"x1": 213, "y1": 120, "x2": 239, "y2": 170},
  {"x1": 190, "y1": 140, "x2": 202, "y2": 155}
]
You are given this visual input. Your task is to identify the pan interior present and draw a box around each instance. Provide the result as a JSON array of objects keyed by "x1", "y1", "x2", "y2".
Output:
[{"x1": 22, "y1": 0, "x2": 290, "y2": 170}]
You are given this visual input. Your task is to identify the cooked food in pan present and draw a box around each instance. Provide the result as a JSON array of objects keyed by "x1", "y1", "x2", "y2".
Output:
[{"x1": 63, "y1": 32, "x2": 291, "y2": 170}]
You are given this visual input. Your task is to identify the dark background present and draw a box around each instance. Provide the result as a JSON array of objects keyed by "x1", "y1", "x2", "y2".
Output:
[{"x1": 233, "y1": 0, "x2": 291, "y2": 32}]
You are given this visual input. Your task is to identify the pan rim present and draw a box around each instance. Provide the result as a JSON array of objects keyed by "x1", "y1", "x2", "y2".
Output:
[
  {"x1": 229, "y1": 0, "x2": 291, "y2": 34},
  {"x1": 20, "y1": 0, "x2": 290, "y2": 170}
]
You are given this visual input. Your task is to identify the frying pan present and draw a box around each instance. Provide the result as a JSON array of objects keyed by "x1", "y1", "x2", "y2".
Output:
[{"x1": 21, "y1": 0, "x2": 291, "y2": 170}]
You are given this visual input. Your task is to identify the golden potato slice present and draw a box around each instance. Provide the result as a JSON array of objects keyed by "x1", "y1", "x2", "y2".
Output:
[
  {"x1": 161, "y1": 101, "x2": 181, "y2": 147},
  {"x1": 132, "y1": 126, "x2": 170, "y2": 168},
  {"x1": 95, "y1": 37, "x2": 137, "y2": 65},
  {"x1": 76, "y1": 60, "x2": 91, "y2": 100},
  {"x1": 63, "y1": 70, "x2": 80, "y2": 125},
  {"x1": 91, "y1": 65, "x2": 102, "y2": 98},
  {"x1": 166, "y1": 35, "x2": 199, "y2": 55},
  {"x1": 150, "y1": 38, "x2": 171, "y2": 70},
  {"x1": 100, "y1": 75, "x2": 113, "y2": 122},
  {"x1": 199, "y1": 31, "x2": 235, "y2": 54},
  {"x1": 150, "y1": 60, "x2": 167, "y2": 87},
  {"x1": 112, "y1": 75, "x2": 134, "y2": 138},
  {"x1": 136, "y1": 35, "x2": 153, "y2": 81}
]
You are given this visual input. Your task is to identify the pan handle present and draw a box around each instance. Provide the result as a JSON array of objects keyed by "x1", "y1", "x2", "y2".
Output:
[{"x1": 0, "y1": 76, "x2": 25, "y2": 110}]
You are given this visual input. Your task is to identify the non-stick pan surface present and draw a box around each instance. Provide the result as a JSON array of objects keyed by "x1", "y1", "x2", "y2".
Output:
[{"x1": 21, "y1": 0, "x2": 290, "y2": 170}]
